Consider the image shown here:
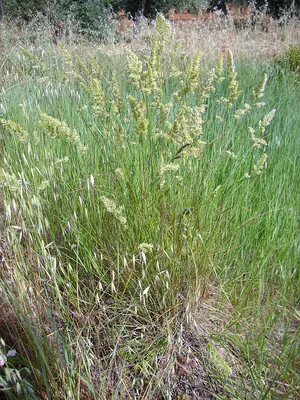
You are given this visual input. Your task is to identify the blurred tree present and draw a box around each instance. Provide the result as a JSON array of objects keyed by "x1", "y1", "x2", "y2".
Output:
[
  {"x1": 0, "y1": 0, "x2": 3, "y2": 21},
  {"x1": 2, "y1": 0, "x2": 46, "y2": 20},
  {"x1": 272, "y1": 0, "x2": 298, "y2": 16},
  {"x1": 254, "y1": 0, "x2": 299, "y2": 17},
  {"x1": 112, "y1": 0, "x2": 208, "y2": 17},
  {"x1": 207, "y1": 0, "x2": 228, "y2": 14},
  {"x1": 1, "y1": 0, "x2": 298, "y2": 23},
  {"x1": 52, "y1": 0, "x2": 117, "y2": 39}
]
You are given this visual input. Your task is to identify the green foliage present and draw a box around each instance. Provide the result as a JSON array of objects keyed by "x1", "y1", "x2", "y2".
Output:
[
  {"x1": 256, "y1": 0, "x2": 300, "y2": 17},
  {"x1": 2, "y1": 0, "x2": 299, "y2": 22},
  {"x1": 2, "y1": 0, "x2": 46, "y2": 21},
  {"x1": 117, "y1": 0, "x2": 208, "y2": 16},
  {"x1": 2, "y1": 0, "x2": 116, "y2": 40},
  {"x1": 274, "y1": 44, "x2": 300, "y2": 74},
  {"x1": 58, "y1": 0, "x2": 115, "y2": 38},
  {"x1": 1, "y1": 0, "x2": 205, "y2": 23}
]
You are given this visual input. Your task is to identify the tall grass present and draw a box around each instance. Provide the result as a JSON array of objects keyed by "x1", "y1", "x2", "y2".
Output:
[{"x1": 0, "y1": 15, "x2": 299, "y2": 399}]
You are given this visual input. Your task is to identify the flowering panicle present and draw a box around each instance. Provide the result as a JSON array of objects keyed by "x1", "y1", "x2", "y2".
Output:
[
  {"x1": 169, "y1": 109, "x2": 191, "y2": 146},
  {"x1": 153, "y1": 96, "x2": 172, "y2": 125},
  {"x1": 186, "y1": 140, "x2": 207, "y2": 158},
  {"x1": 139, "y1": 18, "x2": 170, "y2": 94},
  {"x1": 89, "y1": 54, "x2": 103, "y2": 80},
  {"x1": 126, "y1": 16, "x2": 171, "y2": 96},
  {"x1": 142, "y1": 61, "x2": 158, "y2": 94},
  {"x1": 60, "y1": 45, "x2": 74, "y2": 70},
  {"x1": 188, "y1": 106, "x2": 206, "y2": 137},
  {"x1": 234, "y1": 103, "x2": 251, "y2": 119},
  {"x1": 245, "y1": 108, "x2": 274, "y2": 177},
  {"x1": 170, "y1": 39, "x2": 181, "y2": 57},
  {"x1": 88, "y1": 78, "x2": 106, "y2": 116},
  {"x1": 170, "y1": 65, "x2": 182, "y2": 78},
  {"x1": 253, "y1": 153, "x2": 268, "y2": 175},
  {"x1": 249, "y1": 128, "x2": 268, "y2": 148},
  {"x1": 126, "y1": 51, "x2": 143, "y2": 89},
  {"x1": 227, "y1": 49, "x2": 241, "y2": 104},
  {"x1": 198, "y1": 68, "x2": 216, "y2": 104},
  {"x1": 38, "y1": 112, "x2": 87, "y2": 152},
  {"x1": 144, "y1": 32, "x2": 162, "y2": 93},
  {"x1": 169, "y1": 106, "x2": 206, "y2": 160},
  {"x1": 167, "y1": 104, "x2": 207, "y2": 162},
  {"x1": 174, "y1": 51, "x2": 201, "y2": 100},
  {"x1": 245, "y1": 153, "x2": 268, "y2": 178},
  {"x1": 150, "y1": 14, "x2": 172, "y2": 77},
  {"x1": 76, "y1": 57, "x2": 107, "y2": 116},
  {"x1": 110, "y1": 71, "x2": 123, "y2": 113},
  {"x1": 251, "y1": 73, "x2": 268, "y2": 100},
  {"x1": 19, "y1": 47, "x2": 47, "y2": 74},
  {"x1": 208, "y1": 342, "x2": 232, "y2": 377},
  {"x1": 215, "y1": 52, "x2": 225, "y2": 83},
  {"x1": 75, "y1": 55, "x2": 91, "y2": 78},
  {"x1": 61, "y1": 49, "x2": 106, "y2": 117},
  {"x1": 217, "y1": 96, "x2": 231, "y2": 105},
  {"x1": 54, "y1": 156, "x2": 69, "y2": 164},
  {"x1": 101, "y1": 196, "x2": 127, "y2": 227},
  {"x1": 186, "y1": 50, "x2": 201, "y2": 94},
  {"x1": 1, "y1": 119, "x2": 28, "y2": 142},
  {"x1": 258, "y1": 109, "x2": 276, "y2": 136},
  {"x1": 154, "y1": 14, "x2": 172, "y2": 47},
  {"x1": 73, "y1": 65, "x2": 105, "y2": 116},
  {"x1": 128, "y1": 95, "x2": 149, "y2": 136}
]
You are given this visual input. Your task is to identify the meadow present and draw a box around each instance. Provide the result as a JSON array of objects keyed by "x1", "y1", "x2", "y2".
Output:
[{"x1": 0, "y1": 13, "x2": 299, "y2": 399}]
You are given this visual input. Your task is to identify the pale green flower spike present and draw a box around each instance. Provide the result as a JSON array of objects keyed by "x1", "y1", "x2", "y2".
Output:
[
  {"x1": 199, "y1": 68, "x2": 216, "y2": 103},
  {"x1": 38, "y1": 112, "x2": 87, "y2": 152},
  {"x1": 227, "y1": 49, "x2": 241, "y2": 104},
  {"x1": 245, "y1": 153, "x2": 268, "y2": 178},
  {"x1": 258, "y1": 109, "x2": 276, "y2": 135},
  {"x1": 89, "y1": 78, "x2": 106, "y2": 116},
  {"x1": 215, "y1": 52, "x2": 225, "y2": 83},
  {"x1": 19, "y1": 47, "x2": 47, "y2": 73},
  {"x1": 253, "y1": 153, "x2": 268, "y2": 175},
  {"x1": 101, "y1": 196, "x2": 127, "y2": 227},
  {"x1": 128, "y1": 95, "x2": 149, "y2": 136},
  {"x1": 251, "y1": 133, "x2": 268, "y2": 148},
  {"x1": 234, "y1": 103, "x2": 251, "y2": 119},
  {"x1": 126, "y1": 51, "x2": 143, "y2": 89},
  {"x1": 1, "y1": 119, "x2": 28, "y2": 142},
  {"x1": 252, "y1": 73, "x2": 268, "y2": 100}
]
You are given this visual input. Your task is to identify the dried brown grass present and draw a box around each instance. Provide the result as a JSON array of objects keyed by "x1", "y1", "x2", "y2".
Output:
[{"x1": 107, "y1": 14, "x2": 300, "y2": 63}]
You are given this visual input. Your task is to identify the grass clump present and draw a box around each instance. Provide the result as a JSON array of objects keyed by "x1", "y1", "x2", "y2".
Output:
[{"x1": 0, "y1": 15, "x2": 299, "y2": 399}]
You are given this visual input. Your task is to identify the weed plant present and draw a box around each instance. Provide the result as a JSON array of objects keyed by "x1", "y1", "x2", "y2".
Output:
[{"x1": 0, "y1": 15, "x2": 299, "y2": 399}]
